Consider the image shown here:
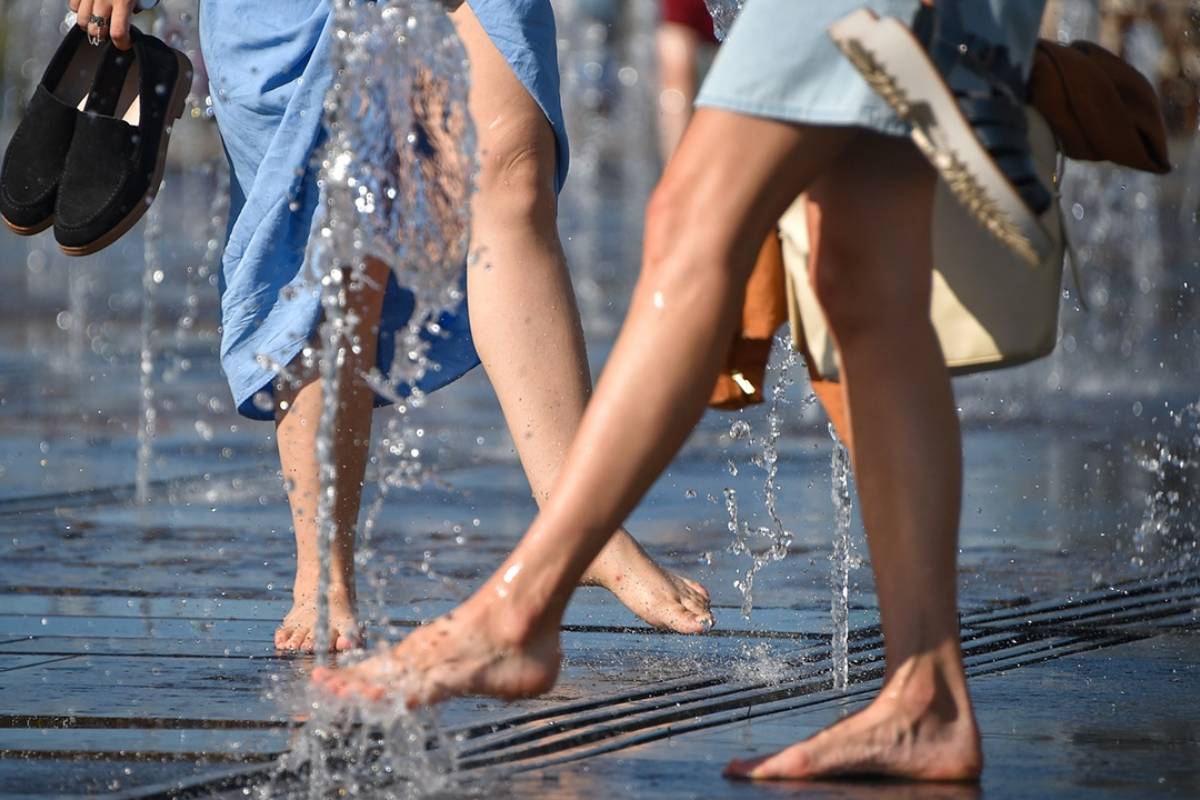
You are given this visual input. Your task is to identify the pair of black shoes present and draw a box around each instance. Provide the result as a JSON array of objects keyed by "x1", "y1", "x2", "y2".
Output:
[{"x1": 0, "y1": 25, "x2": 193, "y2": 255}]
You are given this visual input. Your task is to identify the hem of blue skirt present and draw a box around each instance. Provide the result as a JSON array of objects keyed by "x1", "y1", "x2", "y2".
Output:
[
  {"x1": 694, "y1": 95, "x2": 910, "y2": 137},
  {"x1": 231, "y1": 339, "x2": 481, "y2": 422}
]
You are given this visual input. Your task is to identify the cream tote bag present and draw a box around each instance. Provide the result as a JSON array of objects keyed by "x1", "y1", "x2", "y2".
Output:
[{"x1": 782, "y1": 108, "x2": 1067, "y2": 381}]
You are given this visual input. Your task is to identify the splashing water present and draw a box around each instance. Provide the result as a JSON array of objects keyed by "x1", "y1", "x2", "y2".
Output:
[
  {"x1": 359, "y1": 414, "x2": 442, "y2": 631},
  {"x1": 137, "y1": 2, "x2": 215, "y2": 505},
  {"x1": 305, "y1": 0, "x2": 475, "y2": 659},
  {"x1": 135, "y1": 191, "x2": 165, "y2": 506},
  {"x1": 1132, "y1": 399, "x2": 1200, "y2": 572},
  {"x1": 257, "y1": 694, "x2": 463, "y2": 800},
  {"x1": 277, "y1": 0, "x2": 477, "y2": 794},
  {"x1": 828, "y1": 423, "x2": 859, "y2": 690},
  {"x1": 703, "y1": 0, "x2": 744, "y2": 40},
  {"x1": 731, "y1": 641, "x2": 789, "y2": 685},
  {"x1": 725, "y1": 343, "x2": 798, "y2": 617}
]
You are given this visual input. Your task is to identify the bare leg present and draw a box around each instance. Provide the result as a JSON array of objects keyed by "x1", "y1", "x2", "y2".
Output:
[
  {"x1": 317, "y1": 109, "x2": 981, "y2": 781},
  {"x1": 450, "y1": 5, "x2": 711, "y2": 632},
  {"x1": 313, "y1": 109, "x2": 842, "y2": 695},
  {"x1": 723, "y1": 137, "x2": 979, "y2": 782},
  {"x1": 273, "y1": 258, "x2": 390, "y2": 653}
]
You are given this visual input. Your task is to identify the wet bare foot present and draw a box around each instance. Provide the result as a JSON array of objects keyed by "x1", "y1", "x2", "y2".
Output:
[
  {"x1": 311, "y1": 599, "x2": 559, "y2": 707},
  {"x1": 724, "y1": 657, "x2": 982, "y2": 782},
  {"x1": 581, "y1": 529, "x2": 714, "y2": 633},
  {"x1": 275, "y1": 581, "x2": 361, "y2": 653}
]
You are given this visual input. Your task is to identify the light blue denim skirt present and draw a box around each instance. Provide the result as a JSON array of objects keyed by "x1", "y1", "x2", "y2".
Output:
[{"x1": 696, "y1": 0, "x2": 1047, "y2": 133}]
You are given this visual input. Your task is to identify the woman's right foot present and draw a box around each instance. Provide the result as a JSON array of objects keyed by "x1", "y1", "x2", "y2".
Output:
[{"x1": 275, "y1": 582, "x2": 361, "y2": 653}]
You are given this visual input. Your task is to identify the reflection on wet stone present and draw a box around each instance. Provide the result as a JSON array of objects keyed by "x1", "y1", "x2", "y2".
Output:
[{"x1": 0, "y1": 0, "x2": 1198, "y2": 797}]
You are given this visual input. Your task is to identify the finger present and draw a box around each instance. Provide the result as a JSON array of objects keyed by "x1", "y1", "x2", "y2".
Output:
[
  {"x1": 110, "y1": 0, "x2": 133, "y2": 50},
  {"x1": 89, "y1": 0, "x2": 112, "y2": 42},
  {"x1": 69, "y1": 0, "x2": 82, "y2": 13},
  {"x1": 76, "y1": 0, "x2": 94, "y2": 30}
]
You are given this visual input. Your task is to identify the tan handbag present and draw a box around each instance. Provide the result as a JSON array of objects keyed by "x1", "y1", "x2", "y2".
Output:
[{"x1": 782, "y1": 108, "x2": 1067, "y2": 380}]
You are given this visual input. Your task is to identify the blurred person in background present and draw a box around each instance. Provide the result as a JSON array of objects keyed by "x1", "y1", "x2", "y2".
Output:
[{"x1": 656, "y1": 0, "x2": 719, "y2": 159}]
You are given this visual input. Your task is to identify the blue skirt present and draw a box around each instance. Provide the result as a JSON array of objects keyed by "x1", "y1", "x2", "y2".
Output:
[{"x1": 199, "y1": 0, "x2": 569, "y2": 420}]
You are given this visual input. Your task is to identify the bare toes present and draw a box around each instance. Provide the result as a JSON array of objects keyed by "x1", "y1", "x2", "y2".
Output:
[
  {"x1": 684, "y1": 578, "x2": 711, "y2": 602},
  {"x1": 735, "y1": 744, "x2": 816, "y2": 781},
  {"x1": 283, "y1": 627, "x2": 308, "y2": 651},
  {"x1": 274, "y1": 627, "x2": 293, "y2": 649},
  {"x1": 723, "y1": 755, "x2": 769, "y2": 780},
  {"x1": 326, "y1": 674, "x2": 354, "y2": 695},
  {"x1": 681, "y1": 593, "x2": 711, "y2": 617}
]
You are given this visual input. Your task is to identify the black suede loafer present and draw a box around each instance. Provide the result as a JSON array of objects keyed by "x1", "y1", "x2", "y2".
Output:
[
  {"x1": 1, "y1": 26, "x2": 108, "y2": 236},
  {"x1": 54, "y1": 26, "x2": 192, "y2": 256}
]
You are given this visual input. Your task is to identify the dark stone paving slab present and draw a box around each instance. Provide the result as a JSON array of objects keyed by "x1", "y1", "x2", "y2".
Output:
[
  {"x1": 100, "y1": 633, "x2": 1192, "y2": 799},
  {"x1": 2, "y1": 573, "x2": 1197, "y2": 795},
  {"x1": 515, "y1": 634, "x2": 1198, "y2": 800}
]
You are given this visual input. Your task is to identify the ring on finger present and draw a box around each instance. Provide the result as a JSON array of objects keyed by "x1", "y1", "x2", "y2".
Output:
[{"x1": 87, "y1": 14, "x2": 109, "y2": 46}]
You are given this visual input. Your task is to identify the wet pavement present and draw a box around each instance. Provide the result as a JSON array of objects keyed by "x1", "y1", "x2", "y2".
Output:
[
  {"x1": 2, "y1": 159, "x2": 1200, "y2": 795},
  {"x1": 2, "y1": 575, "x2": 1196, "y2": 798},
  {"x1": 2, "y1": 15, "x2": 1200, "y2": 796}
]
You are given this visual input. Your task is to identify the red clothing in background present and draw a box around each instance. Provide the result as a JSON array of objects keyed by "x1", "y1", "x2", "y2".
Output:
[{"x1": 662, "y1": 0, "x2": 719, "y2": 44}]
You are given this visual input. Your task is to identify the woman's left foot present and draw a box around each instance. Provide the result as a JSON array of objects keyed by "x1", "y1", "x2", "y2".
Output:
[{"x1": 581, "y1": 529, "x2": 714, "y2": 633}]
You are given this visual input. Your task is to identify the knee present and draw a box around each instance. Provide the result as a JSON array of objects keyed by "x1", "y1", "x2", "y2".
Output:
[
  {"x1": 643, "y1": 175, "x2": 742, "y2": 289},
  {"x1": 474, "y1": 131, "x2": 557, "y2": 228}
]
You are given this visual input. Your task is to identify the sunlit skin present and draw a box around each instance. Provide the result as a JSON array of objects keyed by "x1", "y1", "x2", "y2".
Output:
[
  {"x1": 261, "y1": 2, "x2": 715, "y2": 652},
  {"x1": 83, "y1": 0, "x2": 979, "y2": 781},
  {"x1": 315, "y1": 99, "x2": 983, "y2": 780}
]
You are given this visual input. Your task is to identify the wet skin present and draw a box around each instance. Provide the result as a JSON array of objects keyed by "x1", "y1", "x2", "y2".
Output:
[
  {"x1": 269, "y1": 2, "x2": 713, "y2": 655},
  {"x1": 315, "y1": 101, "x2": 983, "y2": 782}
]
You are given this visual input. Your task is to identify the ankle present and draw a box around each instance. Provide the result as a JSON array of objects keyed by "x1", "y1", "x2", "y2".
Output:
[
  {"x1": 882, "y1": 646, "x2": 972, "y2": 720},
  {"x1": 581, "y1": 530, "x2": 637, "y2": 582},
  {"x1": 291, "y1": 571, "x2": 356, "y2": 602},
  {"x1": 461, "y1": 587, "x2": 560, "y2": 650}
]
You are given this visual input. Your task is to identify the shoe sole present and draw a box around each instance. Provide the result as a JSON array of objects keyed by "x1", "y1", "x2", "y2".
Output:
[
  {"x1": 2, "y1": 213, "x2": 53, "y2": 236},
  {"x1": 59, "y1": 48, "x2": 194, "y2": 258},
  {"x1": 828, "y1": 9, "x2": 1052, "y2": 267}
]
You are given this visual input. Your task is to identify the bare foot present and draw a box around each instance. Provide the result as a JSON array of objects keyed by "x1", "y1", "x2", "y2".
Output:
[
  {"x1": 311, "y1": 599, "x2": 559, "y2": 707},
  {"x1": 275, "y1": 581, "x2": 361, "y2": 653},
  {"x1": 724, "y1": 659, "x2": 983, "y2": 782},
  {"x1": 581, "y1": 529, "x2": 714, "y2": 633}
]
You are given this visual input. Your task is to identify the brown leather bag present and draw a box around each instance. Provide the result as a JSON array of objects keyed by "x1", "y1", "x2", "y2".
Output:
[{"x1": 1029, "y1": 39, "x2": 1171, "y2": 173}]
